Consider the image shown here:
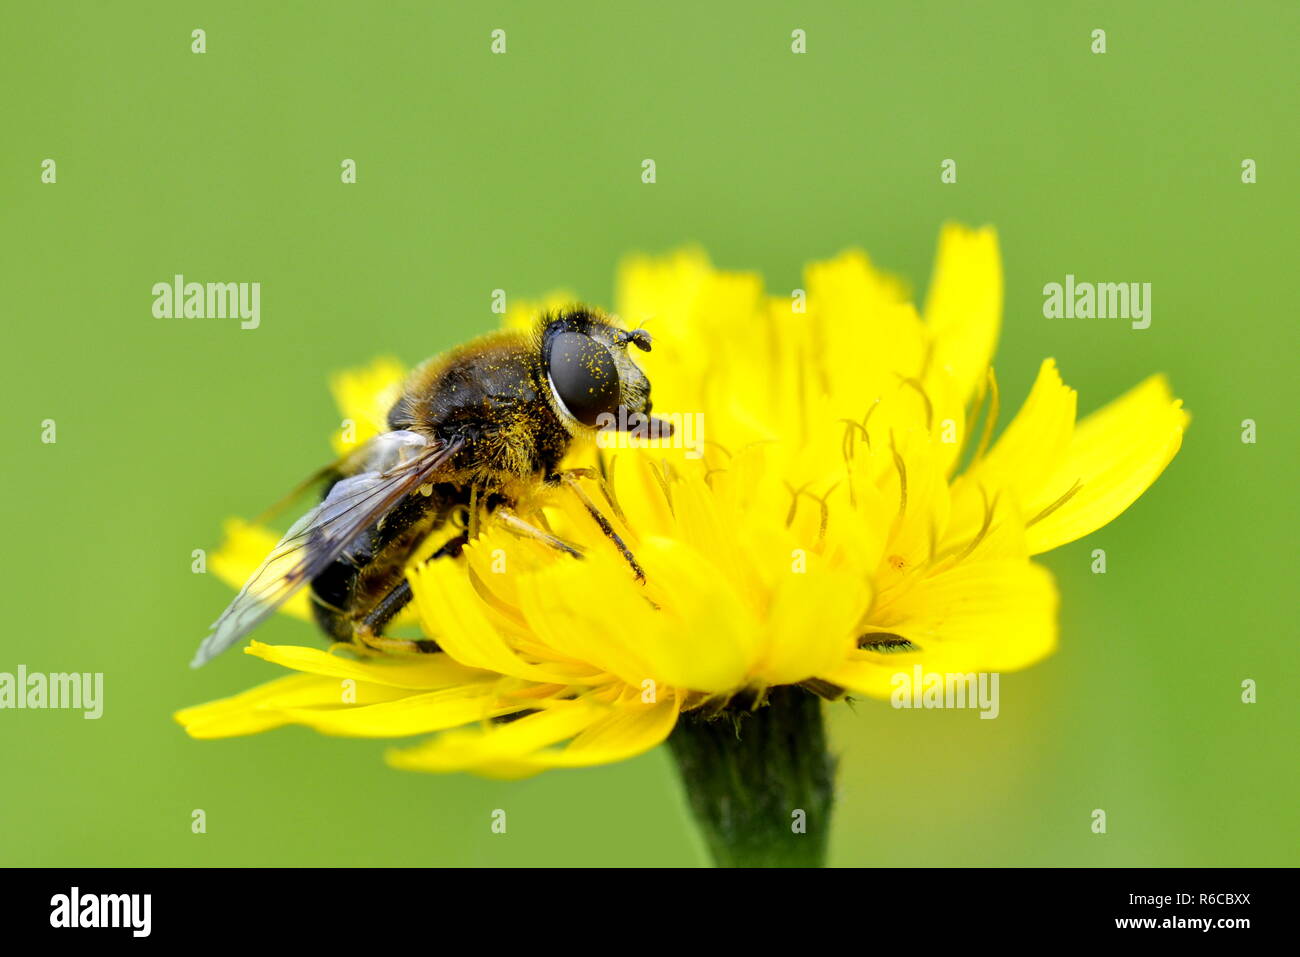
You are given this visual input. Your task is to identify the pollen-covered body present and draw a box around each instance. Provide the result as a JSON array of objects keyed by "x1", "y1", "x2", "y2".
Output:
[
  {"x1": 308, "y1": 329, "x2": 574, "y2": 642},
  {"x1": 286, "y1": 310, "x2": 662, "y2": 652},
  {"x1": 189, "y1": 305, "x2": 663, "y2": 669},
  {"x1": 388, "y1": 328, "x2": 572, "y2": 485}
]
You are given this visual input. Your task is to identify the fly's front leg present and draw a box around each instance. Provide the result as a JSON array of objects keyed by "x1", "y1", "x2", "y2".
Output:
[{"x1": 555, "y1": 469, "x2": 645, "y2": 582}]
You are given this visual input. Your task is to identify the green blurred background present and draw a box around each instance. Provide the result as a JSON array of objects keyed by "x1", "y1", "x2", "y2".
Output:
[{"x1": 1, "y1": 1, "x2": 1295, "y2": 867}]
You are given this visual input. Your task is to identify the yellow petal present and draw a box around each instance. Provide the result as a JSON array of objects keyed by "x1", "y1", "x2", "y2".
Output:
[
  {"x1": 807, "y1": 252, "x2": 925, "y2": 410},
  {"x1": 386, "y1": 697, "x2": 607, "y2": 778},
  {"x1": 244, "y1": 640, "x2": 491, "y2": 690},
  {"x1": 634, "y1": 538, "x2": 763, "y2": 692},
  {"x1": 512, "y1": 560, "x2": 657, "y2": 689},
  {"x1": 759, "y1": 565, "x2": 870, "y2": 685},
  {"x1": 521, "y1": 691, "x2": 680, "y2": 771},
  {"x1": 387, "y1": 692, "x2": 680, "y2": 778},
  {"x1": 276, "y1": 683, "x2": 514, "y2": 737},
  {"x1": 515, "y1": 535, "x2": 759, "y2": 693},
  {"x1": 924, "y1": 223, "x2": 1003, "y2": 402},
  {"x1": 1024, "y1": 374, "x2": 1188, "y2": 553},
  {"x1": 328, "y1": 357, "x2": 407, "y2": 455},
  {"x1": 825, "y1": 559, "x2": 1058, "y2": 698},
  {"x1": 408, "y1": 554, "x2": 586, "y2": 684},
  {"x1": 174, "y1": 673, "x2": 411, "y2": 739},
  {"x1": 970, "y1": 358, "x2": 1077, "y2": 505}
]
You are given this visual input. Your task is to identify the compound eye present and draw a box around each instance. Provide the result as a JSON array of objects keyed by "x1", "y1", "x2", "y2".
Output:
[{"x1": 548, "y1": 332, "x2": 620, "y2": 426}]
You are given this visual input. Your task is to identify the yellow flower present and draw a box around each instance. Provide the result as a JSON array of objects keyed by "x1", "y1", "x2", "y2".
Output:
[{"x1": 177, "y1": 225, "x2": 1188, "y2": 780}]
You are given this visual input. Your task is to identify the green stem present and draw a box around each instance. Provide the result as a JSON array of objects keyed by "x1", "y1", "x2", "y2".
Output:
[{"x1": 667, "y1": 685, "x2": 835, "y2": 867}]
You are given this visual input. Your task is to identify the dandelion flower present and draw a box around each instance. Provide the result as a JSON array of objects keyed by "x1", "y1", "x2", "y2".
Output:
[{"x1": 177, "y1": 225, "x2": 1188, "y2": 866}]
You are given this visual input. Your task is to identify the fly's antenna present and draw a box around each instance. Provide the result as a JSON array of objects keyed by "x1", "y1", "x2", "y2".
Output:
[{"x1": 617, "y1": 314, "x2": 655, "y2": 352}]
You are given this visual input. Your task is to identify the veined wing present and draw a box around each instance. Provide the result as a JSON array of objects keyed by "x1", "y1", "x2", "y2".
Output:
[{"x1": 190, "y1": 431, "x2": 462, "y2": 667}]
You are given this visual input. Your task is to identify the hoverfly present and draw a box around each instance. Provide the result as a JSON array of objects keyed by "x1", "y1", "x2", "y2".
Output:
[{"x1": 191, "y1": 307, "x2": 670, "y2": 667}]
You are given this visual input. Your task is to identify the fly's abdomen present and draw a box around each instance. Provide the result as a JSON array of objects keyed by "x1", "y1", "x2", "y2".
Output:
[{"x1": 308, "y1": 484, "x2": 459, "y2": 642}]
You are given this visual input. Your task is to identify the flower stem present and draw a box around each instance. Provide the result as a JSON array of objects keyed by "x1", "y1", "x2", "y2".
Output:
[{"x1": 667, "y1": 685, "x2": 835, "y2": 867}]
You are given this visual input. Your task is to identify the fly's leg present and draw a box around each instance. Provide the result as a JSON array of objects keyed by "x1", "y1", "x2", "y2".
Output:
[
  {"x1": 495, "y1": 509, "x2": 584, "y2": 558},
  {"x1": 350, "y1": 586, "x2": 437, "y2": 656},
  {"x1": 345, "y1": 506, "x2": 589, "y2": 657},
  {"x1": 350, "y1": 532, "x2": 469, "y2": 656},
  {"x1": 556, "y1": 469, "x2": 645, "y2": 582}
]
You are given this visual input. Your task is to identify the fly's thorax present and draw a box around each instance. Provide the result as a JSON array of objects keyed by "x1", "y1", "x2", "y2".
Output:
[{"x1": 389, "y1": 330, "x2": 572, "y2": 482}]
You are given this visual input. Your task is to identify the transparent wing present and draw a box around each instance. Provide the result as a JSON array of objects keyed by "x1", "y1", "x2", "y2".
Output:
[{"x1": 190, "y1": 432, "x2": 462, "y2": 667}]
